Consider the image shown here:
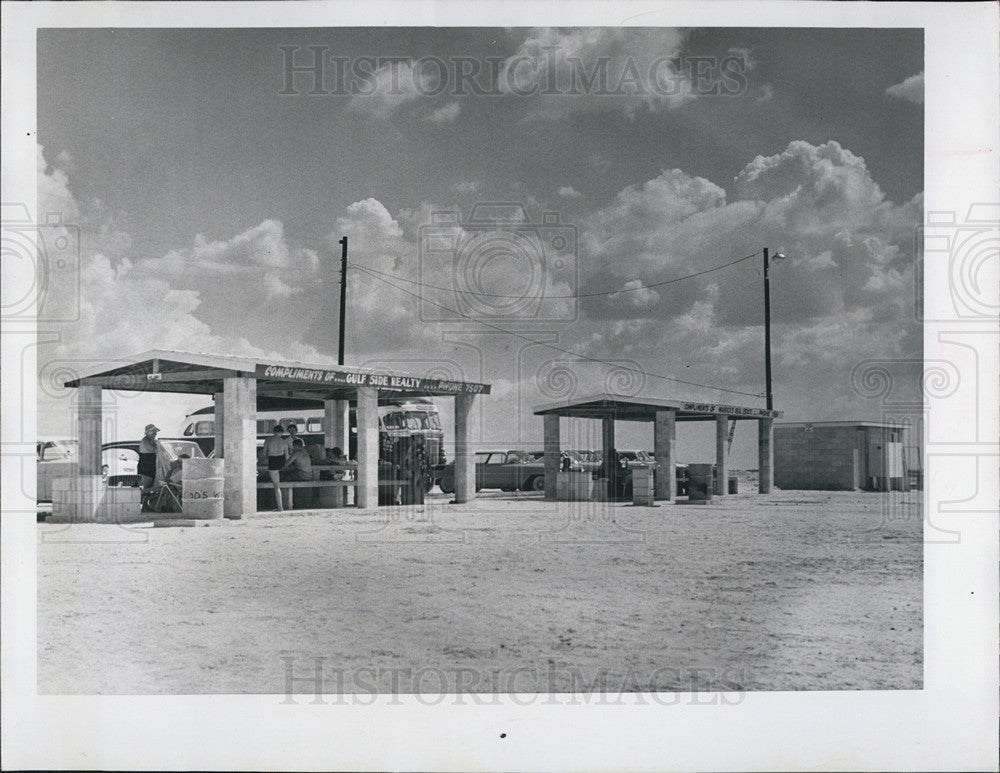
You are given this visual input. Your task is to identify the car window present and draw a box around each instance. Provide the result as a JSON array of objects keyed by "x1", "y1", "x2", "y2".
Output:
[
  {"x1": 257, "y1": 419, "x2": 277, "y2": 434},
  {"x1": 104, "y1": 448, "x2": 139, "y2": 465},
  {"x1": 483, "y1": 454, "x2": 505, "y2": 465},
  {"x1": 306, "y1": 419, "x2": 323, "y2": 433},
  {"x1": 195, "y1": 420, "x2": 214, "y2": 436}
]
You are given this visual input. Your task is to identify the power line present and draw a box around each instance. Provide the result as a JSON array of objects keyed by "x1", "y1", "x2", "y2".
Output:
[
  {"x1": 353, "y1": 264, "x2": 764, "y2": 399},
  {"x1": 347, "y1": 251, "x2": 760, "y2": 300}
]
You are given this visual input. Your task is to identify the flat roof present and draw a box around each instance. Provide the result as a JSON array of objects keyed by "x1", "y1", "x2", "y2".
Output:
[
  {"x1": 533, "y1": 393, "x2": 780, "y2": 421},
  {"x1": 63, "y1": 349, "x2": 491, "y2": 400}
]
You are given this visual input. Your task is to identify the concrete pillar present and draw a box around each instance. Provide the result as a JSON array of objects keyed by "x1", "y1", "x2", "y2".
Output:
[
  {"x1": 355, "y1": 386, "x2": 379, "y2": 508},
  {"x1": 335, "y1": 399, "x2": 349, "y2": 451},
  {"x1": 716, "y1": 415, "x2": 729, "y2": 496},
  {"x1": 223, "y1": 376, "x2": 257, "y2": 519},
  {"x1": 76, "y1": 384, "x2": 102, "y2": 475},
  {"x1": 213, "y1": 391, "x2": 225, "y2": 458},
  {"x1": 324, "y1": 399, "x2": 349, "y2": 452},
  {"x1": 543, "y1": 414, "x2": 560, "y2": 500},
  {"x1": 758, "y1": 417, "x2": 774, "y2": 494},
  {"x1": 653, "y1": 409, "x2": 676, "y2": 501},
  {"x1": 453, "y1": 392, "x2": 476, "y2": 504},
  {"x1": 601, "y1": 416, "x2": 615, "y2": 469}
]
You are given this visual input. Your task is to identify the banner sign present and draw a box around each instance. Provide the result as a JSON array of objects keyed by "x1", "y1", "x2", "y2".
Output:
[
  {"x1": 682, "y1": 402, "x2": 773, "y2": 417},
  {"x1": 256, "y1": 365, "x2": 490, "y2": 394}
]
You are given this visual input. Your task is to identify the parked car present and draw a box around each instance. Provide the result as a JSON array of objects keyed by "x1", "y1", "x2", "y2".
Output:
[
  {"x1": 36, "y1": 438, "x2": 205, "y2": 502},
  {"x1": 436, "y1": 450, "x2": 549, "y2": 494},
  {"x1": 36, "y1": 438, "x2": 79, "y2": 502}
]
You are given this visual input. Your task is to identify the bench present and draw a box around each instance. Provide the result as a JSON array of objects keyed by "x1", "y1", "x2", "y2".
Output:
[
  {"x1": 255, "y1": 464, "x2": 414, "y2": 508},
  {"x1": 256, "y1": 464, "x2": 355, "y2": 508}
]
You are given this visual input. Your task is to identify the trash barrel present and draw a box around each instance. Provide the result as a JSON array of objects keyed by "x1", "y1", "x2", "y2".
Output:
[
  {"x1": 181, "y1": 457, "x2": 224, "y2": 519},
  {"x1": 631, "y1": 466, "x2": 654, "y2": 506},
  {"x1": 688, "y1": 463, "x2": 714, "y2": 501},
  {"x1": 728, "y1": 475, "x2": 738, "y2": 494}
]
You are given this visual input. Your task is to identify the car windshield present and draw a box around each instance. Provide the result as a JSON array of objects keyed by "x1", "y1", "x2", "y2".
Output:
[{"x1": 160, "y1": 440, "x2": 206, "y2": 459}]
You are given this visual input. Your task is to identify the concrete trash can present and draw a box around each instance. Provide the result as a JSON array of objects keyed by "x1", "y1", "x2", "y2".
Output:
[
  {"x1": 631, "y1": 466, "x2": 654, "y2": 506},
  {"x1": 181, "y1": 458, "x2": 224, "y2": 519},
  {"x1": 688, "y1": 464, "x2": 714, "y2": 501}
]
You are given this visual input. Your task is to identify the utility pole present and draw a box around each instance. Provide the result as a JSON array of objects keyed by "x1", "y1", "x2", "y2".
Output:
[
  {"x1": 338, "y1": 236, "x2": 348, "y2": 366},
  {"x1": 763, "y1": 247, "x2": 773, "y2": 411}
]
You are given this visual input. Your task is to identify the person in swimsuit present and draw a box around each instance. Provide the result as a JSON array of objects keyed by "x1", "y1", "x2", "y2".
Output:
[
  {"x1": 137, "y1": 424, "x2": 159, "y2": 493},
  {"x1": 262, "y1": 425, "x2": 290, "y2": 510},
  {"x1": 281, "y1": 438, "x2": 313, "y2": 482}
]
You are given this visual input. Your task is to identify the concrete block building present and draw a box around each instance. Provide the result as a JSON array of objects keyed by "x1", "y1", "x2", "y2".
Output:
[{"x1": 774, "y1": 421, "x2": 910, "y2": 491}]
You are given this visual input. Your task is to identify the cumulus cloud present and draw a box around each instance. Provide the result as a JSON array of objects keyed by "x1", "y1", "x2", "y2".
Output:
[
  {"x1": 499, "y1": 28, "x2": 696, "y2": 119},
  {"x1": 558, "y1": 186, "x2": 582, "y2": 198},
  {"x1": 569, "y1": 139, "x2": 922, "y2": 412},
  {"x1": 886, "y1": 72, "x2": 923, "y2": 104},
  {"x1": 346, "y1": 60, "x2": 433, "y2": 120}
]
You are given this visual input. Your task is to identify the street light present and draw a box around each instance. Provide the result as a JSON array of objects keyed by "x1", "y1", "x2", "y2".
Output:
[{"x1": 763, "y1": 247, "x2": 785, "y2": 411}]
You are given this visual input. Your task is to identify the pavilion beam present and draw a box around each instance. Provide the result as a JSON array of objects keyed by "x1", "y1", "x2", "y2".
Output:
[
  {"x1": 453, "y1": 393, "x2": 476, "y2": 504},
  {"x1": 654, "y1": 409, "x2": 676, "y2": 501},
  {"x1": 716, "y1": 414, "x2": 729, "y2": 496},
  {"x1": 223, "y1": 376, "x2": 257, "y2": 519},
  {"x1": 138, "y1": 368, "x2": 238, "y2": 383},
  {"x1": 76, "y1": 384, "x2": 102, "y2": 475},
  {"x1": 355, "y1": 386, "x2": 379, "y2": 508},
  {"x1": 758, "y1": 417, "x2": 774, "y2": 494},
  {"x1": 543, "y1": 414, "x2": 559, "y2": 500}
]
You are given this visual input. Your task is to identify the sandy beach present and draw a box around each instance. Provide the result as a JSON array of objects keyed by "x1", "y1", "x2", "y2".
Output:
[{"x1": 37, "y1": 486, "x2": 922, "y2": 695}]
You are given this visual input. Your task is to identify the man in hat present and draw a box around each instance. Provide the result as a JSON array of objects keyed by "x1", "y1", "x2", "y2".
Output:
[{"x1": 137, "y1": 423, "x2": 159, "y2": 494}]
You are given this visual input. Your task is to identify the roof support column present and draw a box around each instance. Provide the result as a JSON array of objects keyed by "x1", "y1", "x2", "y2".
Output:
[
  {"x1": 543, "y1": 414, "x2": 560, "y2": 500},
  {"x1": 602, "y1": 416, "x2": 615, "y2": 465},
  {"x1": 758, "y1": 417, "x2": 774, "y2": 494},
  {"x1": 453, "y1": 392, "x2": 476, "y2": 504},
  {"x1": 223, "y1": 376, "x2": 256, "y2": 519},
  {"x1": 355, "y1": 386, "x2": 379, "y2": 508},
  {"x1": 76, "y1": 384, "x2": 102, "y2": 475},
  {"x1": 324, "y1": 399, "x2": 349, "y2": 453},
  {"x1": 654, "y1": 409, "x2": 676, "y2": 501},
  {"x1": 213, "y1": 391, "x2": 225, "y2": 458},
  {"x1": 716, "y1": 414, "x2": 729, "y2": 496}
]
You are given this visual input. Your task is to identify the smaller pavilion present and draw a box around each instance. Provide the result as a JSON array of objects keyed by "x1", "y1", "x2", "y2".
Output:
[{"x1": 533, "y1": 394, "x2": 782, "y2": 500}]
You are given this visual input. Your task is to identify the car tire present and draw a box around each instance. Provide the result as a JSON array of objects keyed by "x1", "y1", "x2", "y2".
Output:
[
  {"x1": 527, "y1": 475, "x2": 545, "y2": 492},
  {"x1": 439, "y1": 476, "x2": 455, "y2": 494}
]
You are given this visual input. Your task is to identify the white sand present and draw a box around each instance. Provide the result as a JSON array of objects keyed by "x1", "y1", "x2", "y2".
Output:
[{"x1": 37, "y1": 487, "x2": 922, "y2": 694}]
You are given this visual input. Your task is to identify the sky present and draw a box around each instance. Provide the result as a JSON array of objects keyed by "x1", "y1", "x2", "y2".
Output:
[{"x1": 34, "y1": 26, "x2": 924, "y2": 465}]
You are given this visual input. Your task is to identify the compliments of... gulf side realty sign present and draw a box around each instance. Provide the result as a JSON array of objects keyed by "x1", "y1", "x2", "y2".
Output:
[{"x1": 257, "y1": 365, "x2": 490, "y2": 394}]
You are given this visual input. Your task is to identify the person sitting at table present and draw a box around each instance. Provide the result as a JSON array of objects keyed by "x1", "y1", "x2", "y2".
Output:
[
  {"x1": 281, "y1": 438, "x2": 313, "y2": 482},
  {"x1": 306, "y1": 442, "x2": 326, "y2": 465},
  {"x1": 168, "y1": 453, "x2": 191, "y2": 486}
]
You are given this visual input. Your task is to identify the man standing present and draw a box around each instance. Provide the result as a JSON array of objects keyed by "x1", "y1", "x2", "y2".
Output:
[
  {"x1": 137, "y1": 424, "x2": 159, "y2": 494},
  {"x1": 262, "y1": 424, "x2": 290, "y2": 510}
]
